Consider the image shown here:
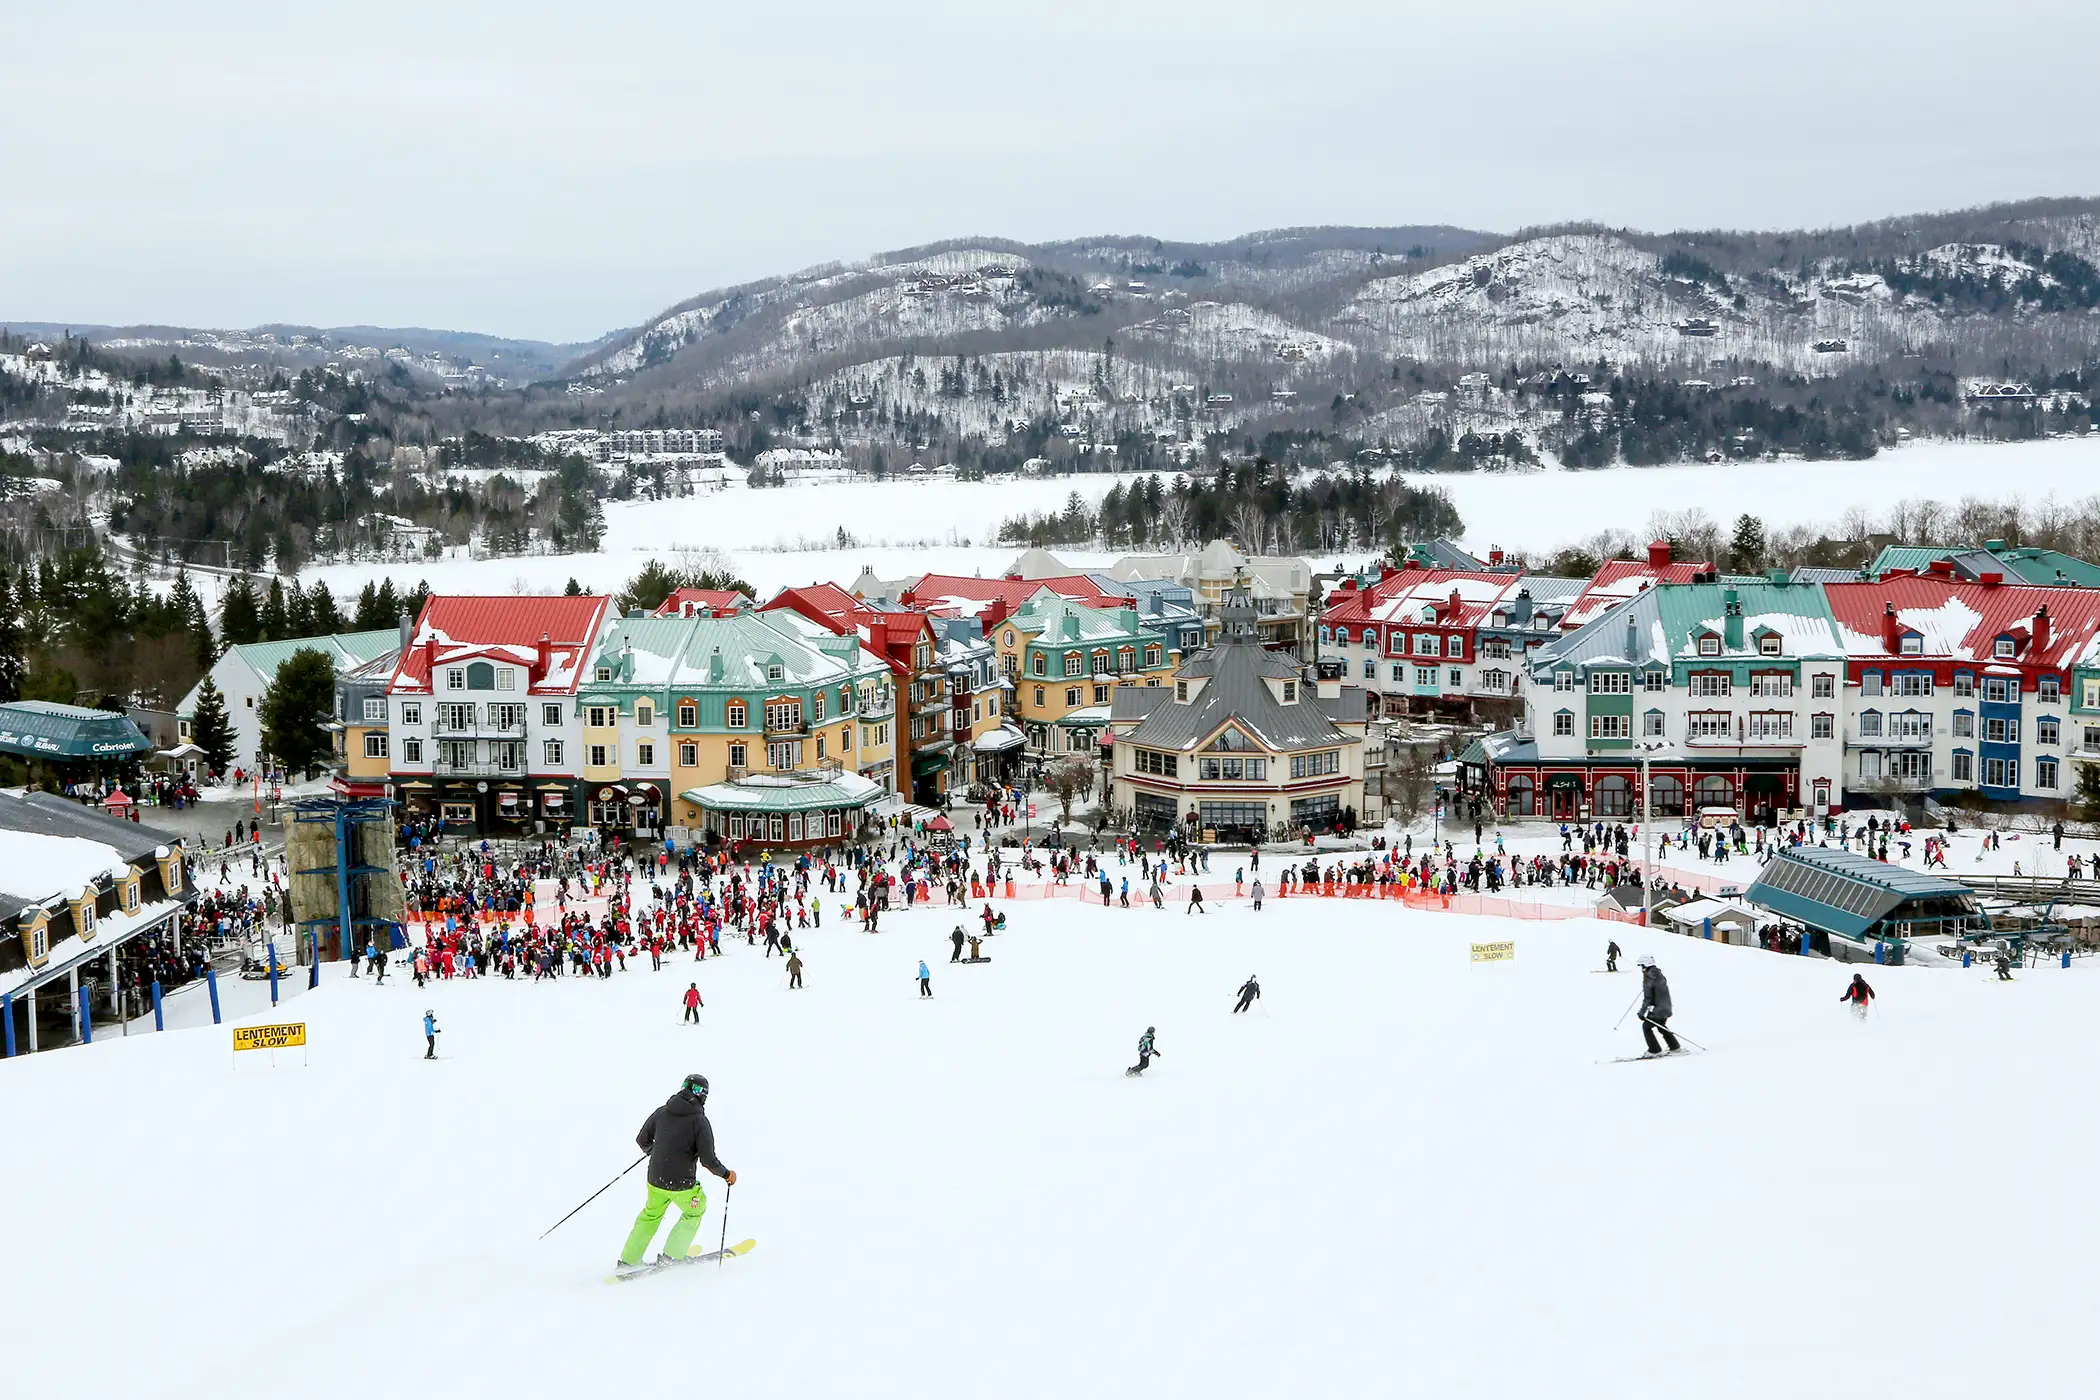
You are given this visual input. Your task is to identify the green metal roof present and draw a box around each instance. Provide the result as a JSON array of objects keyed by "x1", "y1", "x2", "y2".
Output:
[
  {"x1": 681, "y1": 771, "x2": 883, "y2": 813},
  {"x1": 0, "y1": 701, "x2": 152, "y2": 760},
  {"x1": 231, "y1": 629, "x2": 401, "y2": 685},
  {"x1": 1867, "y1": 544, "x2": 2100, "y2": 589},
  {"x1": 1744, "y1": 846, "x2": 1976, "y2": 941}
]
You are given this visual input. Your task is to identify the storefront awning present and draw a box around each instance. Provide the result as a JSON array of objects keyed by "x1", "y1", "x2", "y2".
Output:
[
  {"x1": 0, "y1": 701, "x2": 152, "y2": 761},
  {"x1": 681, "y1": 770, "x2": 883, "y2": 815}
]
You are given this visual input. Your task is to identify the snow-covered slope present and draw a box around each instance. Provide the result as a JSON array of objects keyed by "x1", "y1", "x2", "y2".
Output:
[{"x1": 7, "y1": 889, "x2": 2095, "y2": 1399}]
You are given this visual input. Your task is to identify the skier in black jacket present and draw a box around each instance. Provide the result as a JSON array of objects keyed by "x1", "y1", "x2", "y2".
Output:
[
  {"x1": 1126, "y1": 1026, "x2": 1161, "y2": 1076},
  {"x1": 1232, "y1": 975, "x2": 1261, "y2": 1013},
  {"x1": 1605, "y1": 940, "x2": 1621, "y2": 973},
  {"x1": 1839, "y1": 972, "x2": 1875, "y2": 1018},
  {"x1": 1637, "y1": 955, "x2": 1680, "y2": 1056},
  {"x1": 616, "y1": 1073, "x2": 738, "y2": 1273}
]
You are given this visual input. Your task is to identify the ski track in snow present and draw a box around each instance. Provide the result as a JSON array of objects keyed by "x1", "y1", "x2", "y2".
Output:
[
  {"x1": 6, "y1": 887, "x2": 2096, "y2": 1399},
  {"x1": 276, "y1": 437, "x2": 2100, "y2": 607}
]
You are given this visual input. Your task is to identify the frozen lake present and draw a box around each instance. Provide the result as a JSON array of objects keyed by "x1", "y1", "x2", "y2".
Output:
[{"x1": 296, "y1": 436, "x2": 2100, "y2": 602}]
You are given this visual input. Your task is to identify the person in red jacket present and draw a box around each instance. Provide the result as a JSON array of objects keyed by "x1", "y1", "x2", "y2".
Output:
[
  {"x1": 1839, "y1": 972, "x2": 1875, "y2": 1019},
  {"x1": 682, "y1": 982, "x2": 703, "y2": 1024}
]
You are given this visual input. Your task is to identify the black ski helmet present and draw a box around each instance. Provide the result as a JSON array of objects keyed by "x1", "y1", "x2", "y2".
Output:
[{"x1": 682, "y1": 1072, "x2": 710, "y2": 1101}]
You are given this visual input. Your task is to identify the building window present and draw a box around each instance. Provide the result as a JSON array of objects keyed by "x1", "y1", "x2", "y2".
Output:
[
  {"x1": 767, "y1": 664, "x2": 784, "y2": 682},
  {"x1": 1448, "y1": 668, "x2": 1463, "y2": 688},
  {"x1": 1589, "y1": 714, "x2": 1630, "y2": 739},
  {"x1": 1135, "y1": 749, "x2": 1179, "y2": 777},
  {"x1": 362, "y1": 697, "x2": 386, "y2": 722},
  {"x1": 1093, "y1": 685, "x2": 1110, "y2": 704},
  {"x1": 1687, "y1": 712, "x2": 1730, "y2": 740},
  {"x1": 1553, "y1": 671, "x2": 1576, "y2": 692},
  {"x1": 2039, "y1": 677, "x2": 2061, "y2": 704},
  {"x1": 2038, "y1": 717, "x2": 2061, "y2": 746},
  {"x1": 1642, "y1": 710, "x2": 1664, "y2": 737},
  {"x1": 403, "y1": 738, "x2": 423, "y2": 764},
  {"x1": 1590, "y1": 671, "x2": 1631, "y2": 695},
  {"x1": 1994, "y1": 638, "x2": 2015, "y2": 659},
  {"x1": 1289, "y1": 750, "x2": 1340, "y2": 779},
  {"x1": 2038, "y1": 757, "x2": 2060, "y2": 789},
  {"x1": 1144, "y1": 645, "x2": 1162, "y2": 667},
  {"x1": 1415, "y1": 666, "x2": 1437, "y2": 686},
  {"x1": 1174, "y1": 681, "x2": 1187, "y2": 701},
  {"x1": 1065, "y1": 687, "x2": 1081, "y2": 707},
  {"x1": 586, "y1": 705, "x2": 612, "y2": 728},
  {"x1": 1031, "y1": 654, "x2": 1047, "y2": 677},
  {"x1": 679, "y1": 742, "x2": 697, "y2": 767},
  {"x1": 1643, "y1": 671, "x2": 1668, "y2": 693},
  {"x1": 1697, "y1": 636, "x2": 1720, "y2": 657},
  {"x1": 1860, "y1": 711, "x2": 1883, "y2": 737},
  {"x1": 768, "y1": 740, "x2": 802, "y2": 770},
  {"x1": 364, "y1": 733, "x2": 388, "y2": 759},
  {"x1": 1953, "y1": 672, "x2": 1975, "y2": 697},
  {"x1": 1895, "y1": 673, "x2": 1932, "y2": 698},
  {"x1": 1812, "y1": 673, "x2": 1834, "y2": 699},
  {"x1": 1952, "y1": 750, "x2": 1974, "y2": 782},
  {"x1": 1363, "y1": 660, "x2": 1376, "y2": 679},
  {"x1": 1198, "y1": 757, "x2": 1267, "y2": 781},
  {"x1": 1445, "y1": 636, "x2": 1464, "y2": 658},
  {"x1": 1061, "y1": 653, "x2": 1081, "y2": 678},
  {"x1": 1282, "y1": 681, "x2": 1297, "y2": 703},
  {"x1": 1984, "y1": 677, "x2": 2013, "y2": 704},
  {"x1": 1413, "y1": 634, "x2": 1439, "y2": 656},
  {"x1": 636, "y1": 703, "x2": 654, "y2": 726},
  {"x1": 1748, "y1": 712, "x2": 1793, "y2": 741},
  {"x1": 729, "y1": 742, "x2": 746, "y2": 768},
  {"x1": 1861, "y1": 672, "x2": 1883, "y2": 698},
  {"x1": 1983, "y1": 756, "x2": 2012, "y2": 787},
  {"x1": 1689, "y1": 674, "x2": 1730, "y2": 697},
  {"x1": 1758, "y1": 634, "x2": 1782, "y2": 656},
  {"x1": 637, "y1": 743, "x2": 655, "y2": 767},
  {"x1": 1985, "y1": 717, "x2": 2017, "y2": 743},
  {"x1": 1953, "y1": 711, "x2": 1974, "y2": 738},
  {"x1": 1552, "y1": 710, "x2": 1574, "y2": 737},
  {"x1": 595, "y1": 666, "x2": 612, "y2": 682},
  {"x1": 727, "y1": 701, "x2": 747, "y2": 728},
  {"x1": 443, "y1": 668, "x2": 463, "y2": 690},
  {"x1": 1899, "y1": 635, "x2": 1922, "y2": 656},
  {"x1": 677, "y1": 702, "x2": 698, "y2": 728},
  {"x1": 588, "y1": 744, "x2": 608, "y2": 767},
  {"x1": 1035, "y1": 686, "x2": 1048, "y2": 706},
  {"x1": 813, "y1": 692, "x2": 827, "y2": 721},
  {"x1": 1751, "y1": 674, "x2": 1793, "y2": 698}
]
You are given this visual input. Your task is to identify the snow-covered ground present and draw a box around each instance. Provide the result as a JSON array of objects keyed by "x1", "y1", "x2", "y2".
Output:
[
  {"x1": 8, "y1": 890, "x2": 2097, "y2": 1399},
  {"x1": 282, "y1": 437, "x2": 2100, "y2": 606}
]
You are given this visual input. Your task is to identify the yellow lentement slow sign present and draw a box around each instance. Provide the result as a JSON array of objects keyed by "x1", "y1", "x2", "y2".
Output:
[
  {"x1": 1469, "y1": 942, "x2": 1516, "y2": 963},
  {"x1": 233, "y1": 1022, "x2": 307, "y2": 1052}
]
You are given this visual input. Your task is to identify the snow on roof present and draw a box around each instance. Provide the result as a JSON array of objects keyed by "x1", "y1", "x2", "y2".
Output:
[{"x1": 0, "y1": 828, "x2": 131, "y2": 915}]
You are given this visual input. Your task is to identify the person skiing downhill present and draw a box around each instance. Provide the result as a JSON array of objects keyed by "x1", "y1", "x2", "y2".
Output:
[
  {"x1": 1127, "y1": 1026, "x2": 1161, "y2": 1076},
  {"x1": 1605, "y1": 940, "x2": 1621, "y2": 973},
  {"x1": 1636, "y1": 956, "x2": 1680, "y2": 1057},
  {"x1": 422, "y1": 1010, "x2": 440, "y2": 1059},
  {"x1": 683, "y1": 982, "x2": 702, "y2": 1024},
  {"x1": 918, "y1": 959, "x2": 933, "y2": 998},
  {"x1": 1839, "y1": 972, "x2": 1875, "y2": 1018},
  {"x1": 1233, "y1": 975, "x2": 1261, "y2": 1013},
  {"x1": 615, "y1": 1073, "x2": 737, "y2": 1275}
]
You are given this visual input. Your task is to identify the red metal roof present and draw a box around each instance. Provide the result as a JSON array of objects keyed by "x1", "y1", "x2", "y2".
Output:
[
  {"x1": 903, "y1": 573, "x2": 1129, "y2": 616},
  {"x1": 1562, "y1": 558, "x2": 1714, "y2": 630},
  {"x1": 1823, "y1": 577, "x2": 2100, "y2": 669},
  {"x1": 652, "y1": 587, "x2": 752, "y2": 617},
  {"x1": 1321, "y1": 569, "x2": 1516, "y2": 628},
  {"x1": 389, "y1": 595, "x2": 611, "y2": 695}
]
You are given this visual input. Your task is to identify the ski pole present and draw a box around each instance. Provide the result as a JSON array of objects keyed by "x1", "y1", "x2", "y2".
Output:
[
  {"x1": 1612, "y1": 997, "x2": 1638, "y2": 1030},
  {"x1": 717, "y1": 1181, "x2": 733, "y2": 1269},
  {"x1": 538, "y1": 1155, "x2": 645, "y2": 1240}
]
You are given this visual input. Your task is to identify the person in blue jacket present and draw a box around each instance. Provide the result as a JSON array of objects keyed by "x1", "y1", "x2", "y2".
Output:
[
  {"x1": 423, "y1": 1009, "x2": 440, "y2": 1059},
  {"x1": 917, "y1": 960, "x2": 933, "y2": 998}
]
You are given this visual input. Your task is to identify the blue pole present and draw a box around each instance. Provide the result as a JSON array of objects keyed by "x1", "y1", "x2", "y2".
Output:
[
  {"x1": 1962, "y1": 949, "x2": 1973, "y2": 968},
  {"x1": 206, "y1": 967, "x2": 222, "y2": 1024},
  {"x1": 151, "y1": 980, "x2": 165, "y2": 1031},
  {"x1": 335, "y1": 807, "x2": 354, "y2": 967},
  {"x1": 1, "y1": 991, "x2": 12, "y2": 1057},
  {"x1": 2064, "y1": 949, "x2": 2073, "y2": 970},
  {"x1": 77, "y1": 984, "x2": 92, "y2": 1044},
  {"x1": 268, "y1": 940, "x2": 280, "y2": 1007}
]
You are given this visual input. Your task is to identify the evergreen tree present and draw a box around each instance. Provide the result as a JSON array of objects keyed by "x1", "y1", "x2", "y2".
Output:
[
  {"x1": 374, "y1": 578, "x2": 402, "y2": 628},
  {"x1": 259, "y1": 578, "x2": 289, "y2": 640},
  {"x1": 308, "y1": 580, "x2": 344, "y2": 634},
  {"x1": 190, "y1": 675, "x2": 237, "y2": 773},
  {"x1": 1729, "y1": 514, "x2": 1769, "y2": 574},
  {"x1": 353, "y1": 580, "x2": 384, "y2": 631},
  {"x1": 259, "y1": 647, "x2": 336, "y2": 776},
  {"x1": 284, "y1": 579, "x2": 315, "y2": 637},
  {"x1": 219, "y1": 576, "x2": 263, "y2": 647},
  {"x1": 0, "y1": 569, "x2": 23, "y2": 703},
  {"x1": 168, "y1": 569, "x2": 216, "y2": 672},
  {"x1": 2076, "y1": 762, "x2": 2100, "y2": 823}
]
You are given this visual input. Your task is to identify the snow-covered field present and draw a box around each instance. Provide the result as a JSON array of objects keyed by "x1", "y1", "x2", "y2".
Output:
[
  {"x1": 9, "y1": 891, "x2": 2097, "y2": 1399},
  {"x1": 283, "y1": 437, "x2": 2100, "y2": 606}
]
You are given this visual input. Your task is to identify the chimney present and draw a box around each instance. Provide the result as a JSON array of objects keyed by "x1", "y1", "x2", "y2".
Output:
[
  {"x1": 1380, "y1": 564, "x2": 1400, "y2": 583},
  {"x1": 622, "y1": 637, "x2": 634, "y2": 681},
  {"x1": 398, "y1": 611, "x2": 413, "y2": 655},
  {"x1": 1648, "y1": 540, "x2": 1672, "y2": 569},
  {"x1": 708, "y1": 646, "x2": 724, "y2": 683},
  {"x1": 1488, "y1": 548, "x2": 1504, "y2": 566},
  {"x1": 1881, "y1": 601, "x2": 1901, "y2": 653},
  {"x1": 536, "y1": 631, "x2": 551, "y2": 682},
  {"x1": 1984, "y1": 538, "x2": 2007, "y2": 552},
  {"x1": 1979, "y1": 572, "x2": 2004, "y2": 588},
  {"x1": 2033, "y1": 604, "x2": 2051, "y2": 653},
  {"x1": 1003, "y1": 572, "x2": 1023, "y2": 582},
  {"x1": 1624, "y1": 615, "x2": 1639, "y2": 661},
  {"x1": 1723, "y1": 590, "x2": 1743, "y2": 650},
  {"x1": 1927, "y1": 559, "x2": 1954, "y2": 577}
]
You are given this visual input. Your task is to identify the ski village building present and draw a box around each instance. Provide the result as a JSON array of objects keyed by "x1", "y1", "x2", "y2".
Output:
[
  {"x1": 178, "y1": 627, "x2": 400, "y2": 770},
  {"x1": 383, "y1": 594, "x2": 610, "y2": 833},
  {"x1": 1461, "y1": 560, "x2": 2100, "y2": 820},
  {"x1": 762, "y1": 584, "x2": 940, "y2": 804},
  {"x1": 989, "y1": 593, "x2": 1182, "y2": 770},
  {"x1": 577, "y1": 607, "x2": 894, "y2": 849},
  {"x1": 1108, "y1": 587, "x2": 1368, "y2": 842}
]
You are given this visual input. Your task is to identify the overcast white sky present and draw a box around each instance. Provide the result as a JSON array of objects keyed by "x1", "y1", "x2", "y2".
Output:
[{"x1": 4, "y1": 1, "x2": 2095, "y2": 343}]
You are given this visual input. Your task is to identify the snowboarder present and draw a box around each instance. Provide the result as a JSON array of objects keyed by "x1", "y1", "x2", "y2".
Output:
[
  {"x1": 615, "y1": 1073, "x2": 737, "y2": 1275},
  {"x1": 1126, "y1": 1026, "x2": 1161, "y2": 1076},
  {"x1": 1606, "y1": 940, "x2": 1621, "y2": 973},
  {"x1": 918, "y1": 959, "x2": 933, "y2": 998},
  {"x1": 1233, "y1": 975, "x2": 1261, "y2": 1013},
  {"x1": 1839, "y1": 972, "x2": 1875, "y2": 1019},
  {"x1": 683, "y1": 982, "x2": 702, "y2": 1024},
  {"x1": 1994, "y1": 952, "x2": 2014, "y2": 981},
  {"x1": 786, "y1": 951, "x2": 804, "y2": 989},
  {"x1": 422, "y1": 1009, "x2": 440, "y2": 1059},
  {"x1": 1636, "y1": 956, "x2": 1679, "y2": 1057}
]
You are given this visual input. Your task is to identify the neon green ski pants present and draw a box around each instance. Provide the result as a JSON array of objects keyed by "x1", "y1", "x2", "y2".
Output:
[{"x1": 620, "y1": 1183, "x2": 709, "y2": 1266}]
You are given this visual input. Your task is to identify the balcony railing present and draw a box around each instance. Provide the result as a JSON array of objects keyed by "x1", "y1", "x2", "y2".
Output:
[
  {"x1": 434, "y1": 757, "x2": 527, "y2": 778},
  {"x1": 434, "y1": 718, "x2": 527, "y2": 738},
  {"x1": 764, "y1": 716, "x2": 809, "y2": 737}
]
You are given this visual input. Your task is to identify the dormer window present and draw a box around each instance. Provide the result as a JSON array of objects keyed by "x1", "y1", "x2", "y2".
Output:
[
  {"x1": 1758, "y1": 634, "x2": 1782, "y2": 657},
  {"x1": 595, "y1": 666, "x2": 613, "y2": 682},
  {"x1": 1994, "y1": 638, "x2": 2015, "y2": 659},
  {"x1": 1282, "y1": 681, "x2": 1297, "y2": 702},
  {"x1": 1900, "y1": 636, "x2": 1922, "y2": 656},
  {"x1": 1175, "y1": 681, "x2": 1189, "y2": 701},
  {"x1": 1698, "y1": 636, "x2": 1720, "y2": 657},
  {"x1": 767, "y1": 664, "x2": 784, "y2": 682}
]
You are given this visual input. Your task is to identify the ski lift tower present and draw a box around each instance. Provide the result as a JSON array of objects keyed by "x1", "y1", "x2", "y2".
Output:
[{"x1": 286, "y1": 795, "x2": 403, "y2": 985}]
